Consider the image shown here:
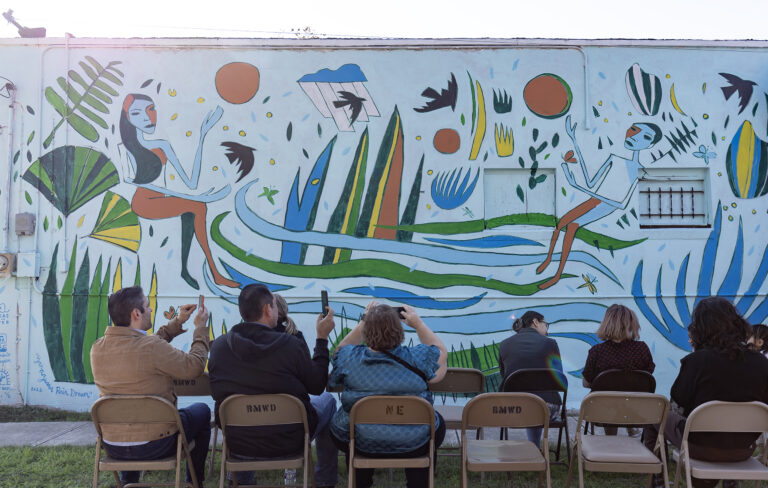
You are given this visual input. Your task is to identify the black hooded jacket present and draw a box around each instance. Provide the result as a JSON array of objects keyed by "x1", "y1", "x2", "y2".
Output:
[{"x1": 208, "y1": 321, "x2": 330, "y2": 457}]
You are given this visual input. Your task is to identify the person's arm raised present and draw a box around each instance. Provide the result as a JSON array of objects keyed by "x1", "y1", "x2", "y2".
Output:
[
  {"x1": 336, "y1": 301, "x2": 377, "y2": 349},
  {"x1": 401, "y1": 305, "x2": 447, "y2": 383}
]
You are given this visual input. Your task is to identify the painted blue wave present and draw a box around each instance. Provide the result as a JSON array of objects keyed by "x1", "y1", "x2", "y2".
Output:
[
  {"x1": 220, "y1": 261, "x2": 292, "y2": 292},
  {"x1": 424, "y1": 235, "x2": 543, "y2": 248},
  {"x1": 342, "y1": 286, "x2": 487, "y2": 310},
  {"x1": 233, "y1": 181, "x2": 621, "y2": 284}
]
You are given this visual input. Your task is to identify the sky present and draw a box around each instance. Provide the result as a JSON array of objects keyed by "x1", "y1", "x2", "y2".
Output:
[{"x1": 1, "y1": 0, "x2": 767, "y2": 40}]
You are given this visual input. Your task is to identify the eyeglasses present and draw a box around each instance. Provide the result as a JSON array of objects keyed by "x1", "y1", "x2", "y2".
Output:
[{"x1": 539, "y1": 320, "x2": 549, "y2": 329}]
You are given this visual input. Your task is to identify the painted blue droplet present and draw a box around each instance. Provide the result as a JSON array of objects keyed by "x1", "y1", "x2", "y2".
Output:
[
  {"x1": 755, "y1": 225, "x2": 761, "y2": 233},
  {"x1": 323, "y1": 201, "x2": 329, "y2": 210},
  {"x1": 489, "y1": 302, "x2": 496, "y2": 307},
  {"x1": 431, "y1": 211, "x2": 440, "y2": 218},
  {"x1": 566, "y1": 285, "x2": 574, "y2": 292},
  {"x1": 658, "y1": 244, "x2": 666, "y2": 252},
  {"x1": 251, "y1": 112, "x2": 257, "y2": 122},
  {"x1": 601, "y1": 223, "x2": 609, "y2": 228},
  {"x1": 623, "y1": 255, "x2": 629, "y2": 265},
  {"x1": 748, "y1": 245, "x2": 755, "y2": 256},
  {"x1": 490, "y1": 67, "x2": 494, "y2": 79},
  {"x1": 570, "y1": 194, "x2": 575, "y2": 202},
  {"x1": 611, "y1": 102, "x2": 619, "y2": 112},
  {"x1": 259, "y1": 134, "x2": 269, "y2": 142},
  {"x1": 167, "y1": 249, "x2": 173, "y2": 260},
  {"x1": 302, "y1": 114, "x2": 310, "y2": 122},
  {"x1": 651, "y1": 342, "x2": 656, "y2": 354},
  {"x1": 0, "y1": 286, "x2": 5, "y2": 294},
  {"x1": 512, "y1": 59, "x2": 519, "y2": 70},
  {"x1": 79, "y1": 240, "x2": 87, "y2": 250},
  {"x1": 23, "y1": 258, "x2": 30, "y2": 266},
  {"x1": 234, "y1": 227, "x2": 241, "y2": 235},
  {"x1": 515, "y1": 268, "x2": 523, "y2": 276},
  {"x1": 303, "y1": 281, "x2": 315, "y2": 290},
  {"x1": 592, "y1": 127, "x2": 597, "y2": 134},
  {"x1": 598, "y1": 72, "x2": 606, "y2": 79},
  {"x1": 667, "y1": 357, "x2": 677, "y2": 367},
  {"x1": 668, "y1": 259, "x2": 674, "y2": 270},
  {"x1": 31, "y1": 316, "x2": 37, "y2": 327},
  {"x1": 485, "y1": 275, "x2": 493, "y2": 281},
  {"x1": 282, "y1": 91, "x2": 292, "y2": 97},
  {"x1": 125, "y1": 257, "x2": 133, "y2": 265},
  {"x1": 342, "y1": 147, "x2": 351, "y2": 155},
  {"x1": 222, "y1": 169, "x2": 227, "y2": 177},
  {"x1": 272, "y1": 208, "x2": 282, "y2": 216},
  {"x1": 222, "y1": 306, "x2": 230, "y2": 314}
]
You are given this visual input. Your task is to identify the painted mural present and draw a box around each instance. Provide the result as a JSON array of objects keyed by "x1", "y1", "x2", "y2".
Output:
[{"x1": 1, "y1": 41, "x2": 767, "y2": 409}]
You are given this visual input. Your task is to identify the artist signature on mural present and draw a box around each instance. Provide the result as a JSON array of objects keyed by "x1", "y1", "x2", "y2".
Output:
[
  {"x1": 0, "y1": 302, "x2": 9, "y2": 326},
  {"x1": 33, "y1": 354, "x2": 54, "y2": 393}
]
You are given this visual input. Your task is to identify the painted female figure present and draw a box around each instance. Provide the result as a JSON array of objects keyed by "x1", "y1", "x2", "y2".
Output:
[{"x1": 120, "y1": 93, "x2": 239, "y2": 289}]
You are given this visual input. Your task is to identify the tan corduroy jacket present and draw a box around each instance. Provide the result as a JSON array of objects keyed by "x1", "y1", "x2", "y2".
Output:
[{"x1": 90, "y1": 319, "x2": 209, "y2": 442}]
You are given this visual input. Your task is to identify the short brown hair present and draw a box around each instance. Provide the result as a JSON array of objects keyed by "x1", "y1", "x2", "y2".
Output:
[
  {"x1": 596, "y1": 304, "x2": 640, "y2": 342},
  {"x1": 108, "y1": 286, "x2": 145, "y2": 327},
  {"x1": 362, "y1": 305, "x2": 404, "y2": 351}
]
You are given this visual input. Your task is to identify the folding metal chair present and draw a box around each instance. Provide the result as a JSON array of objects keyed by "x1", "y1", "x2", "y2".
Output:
[
  {"x1": 674, "y1": 401, "x2": 768, "y2": 488},
  {"x1": 429, "y1": 367, "x2": 486, "y2": 456},
  {"x1": 91, "y1": 395, "x2": 199, "y2": 488},
  {"x1": 348, "y1": 395, "x2": 436, "y2": 488},
  {"x1": 567, "y1": 391, "x2": 670, "y2": 488},
  {"x1": 461, "y1": 392, "x2": 551, "y2": 488},
  {"x1": 218, "y1": 394, "x2": 314, "y2": 488},
  {"x1": 585, "y1": 369, "x2": 656, "y2": 434},
  {"x1": 502, "y1": 368, "x2": 571, "y2": 462}
]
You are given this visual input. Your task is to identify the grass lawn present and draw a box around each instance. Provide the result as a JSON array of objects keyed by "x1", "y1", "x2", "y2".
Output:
[
  {"x1": 0, "y1": 444, "x2": 674, "y2": 488},
  {"x1": 0, "y1": 405, "x2": 91, "y2": 422}
]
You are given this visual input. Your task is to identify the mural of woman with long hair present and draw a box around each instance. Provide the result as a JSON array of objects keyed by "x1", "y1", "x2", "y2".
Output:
[{"x1": 120, "y1": 93, "x2": 241, "y2": 290}]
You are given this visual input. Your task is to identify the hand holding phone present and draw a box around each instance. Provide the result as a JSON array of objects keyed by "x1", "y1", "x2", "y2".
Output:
[
  {"x1": 198, "y1": 295, "x2": 205, "y2": 311},
  {"x1": 321, "y1": 290, "x2": 329, "y2": 317},
  {"x1": 395, "y1": 306, "x2": 406, "y2": 318}
]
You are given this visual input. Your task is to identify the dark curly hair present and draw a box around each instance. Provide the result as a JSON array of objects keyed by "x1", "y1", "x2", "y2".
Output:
[
  {"x1": 362, "y1": 304, "x2": 404, "y2": 351},
  {"x1": 688, "y1": 297, "x2": 750, "y2": 359}
]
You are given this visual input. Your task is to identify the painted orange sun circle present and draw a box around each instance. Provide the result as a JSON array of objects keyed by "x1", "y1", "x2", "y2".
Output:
[{"x1": 215, "y1": 62, "x2": 260, "y2": 104}]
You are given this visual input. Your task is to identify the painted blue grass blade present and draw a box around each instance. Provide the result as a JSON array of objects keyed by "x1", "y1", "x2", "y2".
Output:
[
  {"x1": 675, "y1": 254, "x2": 691, "y2": 326},
  {"x1": 716, "y1": 217, "x2": 743, "y2": 300},
  {"x1": 655, "y1": 269, "x2": 677, "y2": 334},
  {"x1": 736, "y1": 242, "x2": 768, "y2": 315},
  {"x1": 747, "y1": 295, "x2": 768, "y2": 324},
  {"x1": 633, "y1": 261, "x2": 688, "y2": 349},
  {"x1": 695, "y1": 205, "x2": 722, "y2": 308},
  {"x1": 549, "y1": 332, "x2": 599, "y2": 346}
]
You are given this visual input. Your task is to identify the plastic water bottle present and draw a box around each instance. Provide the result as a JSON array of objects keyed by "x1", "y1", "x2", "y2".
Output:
[{"x1": 283, "y1": 468, "x2": 296, "y2": 485}]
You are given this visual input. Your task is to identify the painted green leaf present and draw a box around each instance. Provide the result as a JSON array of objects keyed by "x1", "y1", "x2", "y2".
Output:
[
  {"x1": 552, "y1": 133, "x2": 560, "y2": 147},
  {"x1": 27, "y1": 131, "x2": 35, "y2": 145},
  {"x1": 536, "y1": 141, "x2": 548, "y2": 153},
  {"x1": 528, "y1": 176, "x2": 536, "y2": 189},
  {"x1": 516, "y1": 185, "x2": 525, "y2": 202},
  {"x1": 712, "y1": 132, "x2": 717, "y2": 146},
  {"x1": 88, "y1": 191, "x2": 141, "y2": 252},
  {"x1": 286, "y1": 122, "x2": 292, "y2": 141},
  {"x1": 24, "y1": 191, "x2": 32, "y2": 205},
  {"x1": 561, "y1": 187, "x2": 567, "y2": 196},
  {"x1": 522, "y1": 117, "x2": 526, "y2": 127},
  {"x1": 60, "y1": 241, "x2": 78, "y2": 381},
  {"x1": 42, "y1": 244, "x2": 69, "y2": 381},
  {"x1": 460, "y1": 114, "x2": 465, "y2": 125},
  {"x1": 97, "y1": 259, "x2": 112, "y2": 338},
  {"x1": 160, "y1": 236, "x2": 169, "y2": 247},
  {"x1": 43, "y1": 217, "x2": 49, "y2": 231},
  {"x1": 536, "y1": 174, "x2": 547, "y2": 183},
  {"x1": 532, "y1": 128, "x2": 539, "y2": 141},
  {"x1": 134, "y1": 257, "x2": 141, "y2": 286},
  {"x1": 13, "y1": 171, "x2": 17, "y2": 182},
  {"x1": 397, "y1": 155, "x2": 424, "y2": 243},
  {"x1": 317, "y1": 123, "x2": 322, "y2": 137},
  {"x1": 22, "y1": 146, "x2": 119, "y2": 217},
  {"x1": 13, "y1": 150, "x2": 20, "y2": 164},
  {"x1": 82, "y1": 256, "x2": 103, "y2": 383},
  {"x1": 518, "y1": 157, "x2": 525, "y2": 168},
  {"x1": 263, "y1": 96, "x2": 270, "y2": 103},
  {"x1": 45, "y1": 87, "x2": 68, "y2": 117},
  {"x1": 544, "y1": 153, "x2": 550, "y2": 159},
  {"x1": 70, "y1": 249, "x2": 90, "y2": 383},
  {"x1": 57, "y1": 216, "x2": 62, "y2": 229}
]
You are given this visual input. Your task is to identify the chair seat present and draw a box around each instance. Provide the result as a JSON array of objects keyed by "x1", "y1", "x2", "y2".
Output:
[
  {"x1": 689, "y1": 457, "x2": 768, "y2": 480},
  {"x1": 353, "y1": 455, "x2": 430, "y2": 469},
  {"x1": 466, "y1": 439, "x2": 546, "y2": 471},
  {"x1": 435, "y1": 405, "x2": 463, "y2": 429},
  {"x1": 100, "y1": 455, "x2": 178, "y2": 471},
  {"x1": 226, "y1": 456, "x2": 305, "y2": 471},
  {"x1": 581, "y1": 436, "x2": 659, "y2": 464}
]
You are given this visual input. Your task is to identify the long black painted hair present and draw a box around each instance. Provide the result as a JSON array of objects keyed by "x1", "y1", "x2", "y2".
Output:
[
  {"x1": 120, "y1": 93, "x2": 163, "y2": 184},
  {"x1": 513, "y1": 310, "x2": 544, "y2": 332},
  {"x1": 688, "y1": 297, "x2": 750, "y2": 360}
]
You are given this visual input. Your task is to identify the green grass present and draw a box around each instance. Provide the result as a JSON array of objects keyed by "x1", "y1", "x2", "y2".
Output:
[
  {"x1": 0, "y1": 405, "x2": 91, "y2": 422},
  {"x1": 0, "y1": 444, "x2": 675, "y2": 488}
]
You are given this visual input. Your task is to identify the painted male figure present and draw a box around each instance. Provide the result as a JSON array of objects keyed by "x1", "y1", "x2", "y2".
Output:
[
  {"x1": 208, "y1": 284, "x2": 338, "y2": 487},
  {"x1": 536, "y1": 115, "x2": 662, "y2": 289},
  {"x1": 90, "y1": 286, "x2": 211, "y2": 485}
]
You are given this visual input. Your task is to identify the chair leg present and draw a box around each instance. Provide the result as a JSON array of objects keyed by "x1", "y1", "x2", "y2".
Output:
[
  {"x1": 93, "y1": 440, "x2": 101, "y2": 488},
  {"x1": 563, "y1": 414, "x2": 572, "y2": 465},
  {"x1": 566, "y1": 447, "x2": 576, "y2": 488},
  {"x1": 111, "y1": 471, "x2": 123, "y2": 487},
  {"x1": 219, "y1": 441, "x2": 227, "y2": 488},
  {"x1": 209, "y1": 425, "x2": 218, "y2": 473},
  {"x1": 175, "y1": 436, "x2": 183, "y2": 488}
]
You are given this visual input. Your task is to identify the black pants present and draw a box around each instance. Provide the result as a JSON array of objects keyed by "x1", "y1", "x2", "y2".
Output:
[{"x1": 332, "y1": 412, "x2": 446, "y2": 488}]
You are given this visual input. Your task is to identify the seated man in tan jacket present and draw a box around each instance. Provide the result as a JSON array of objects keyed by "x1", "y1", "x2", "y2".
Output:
[{"x1": 91, "y1": 286, "x2": 210, "y2": 486}]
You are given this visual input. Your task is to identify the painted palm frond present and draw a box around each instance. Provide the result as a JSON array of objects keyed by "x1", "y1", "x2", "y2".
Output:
[
  {"x1": 430, "y1": 167, "x2": 480, "y2": 210},
  {"x1": 396, "y1": 155, "x2": 424, "y2": 243},
  {"x1": 281, "y1": 136, "x2": 337, "y2": 264},
  {"x1": 88, "y1": 191, "x2": 141, "y2": 252},
  {"x1": 43, "y1": 56, "x2": 124, "y2": 148},
  {"x1": 633, "y1": 205, "x2": 768, "y2": 350},
  {"x1": 42, "y1": 244, "x2": 68, "y2": 381},
  {"x1": 22, "y1": 146, "x2": 119, "y2": 217}
]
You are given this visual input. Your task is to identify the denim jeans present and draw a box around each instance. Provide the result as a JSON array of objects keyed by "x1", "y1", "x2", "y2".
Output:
[
  {"x1": 103, "y1": 402, "x2": 211, "y2": 485},
  {"x1": 526, "y1": 402, "x2": 561, "y2": 445},
  {"x1": 233, "y1": 392, "x2": 338, "y2": 486}
]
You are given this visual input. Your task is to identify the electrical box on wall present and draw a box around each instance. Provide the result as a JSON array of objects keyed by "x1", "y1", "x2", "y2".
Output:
[
  {"x1": 15, "y1": 252, "x2": 39, "y2": 278},
  {"x1": 15, "y1": 212, "x2": 36, "y2": 236},
  {"x1": 0, "y1": 253, "x2": 15, "y2": 277}
]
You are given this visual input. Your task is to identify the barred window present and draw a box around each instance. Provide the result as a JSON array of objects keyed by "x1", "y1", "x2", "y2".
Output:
[{"x1": 638, "y1": 169, "x2": 709, "y2": 228}]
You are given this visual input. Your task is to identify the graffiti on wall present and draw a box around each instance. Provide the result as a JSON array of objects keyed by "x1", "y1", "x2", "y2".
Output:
[{"x1": 3, "y1": 45, "x2": 766, "y2": 405}]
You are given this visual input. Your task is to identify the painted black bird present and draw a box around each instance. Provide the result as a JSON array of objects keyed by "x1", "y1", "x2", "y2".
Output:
[
  {"x1": 719, "y1": 72, "x2": 757, "y2": 115},
  {"x1": 221, "y1": 141, "x2": 255, "y2": 183},
  {"x1": 333, "y1": 91, "x2": 366, "y2": 123},
  {"x1": 414, "y1": 73, "x2": 458, "y2": 113}
]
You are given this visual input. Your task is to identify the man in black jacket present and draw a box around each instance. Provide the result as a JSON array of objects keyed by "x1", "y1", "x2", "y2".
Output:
[{"x1": 209, "y1": 284, "x2": 337, "y2": 487}]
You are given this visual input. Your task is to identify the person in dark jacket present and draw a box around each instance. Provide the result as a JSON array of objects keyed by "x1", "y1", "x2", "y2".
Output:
[
  {"x1": 497, "y1": 310, "x2": 566, "y2": 444},
  {"x1": 208, "y1": 284, "x2": 338, "y2": 487},
  {"x1": 644, "y1": 297, "x2": 768, "y2": 488}
]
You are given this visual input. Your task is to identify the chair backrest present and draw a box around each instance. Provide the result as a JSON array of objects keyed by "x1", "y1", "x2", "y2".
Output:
[
  {"x1": 590, "y1": 369, "x2": 656, "y2": 393},
  {"x1": 91, "y1": 395, "x2": 181, "y2": 441},
  {"x1": 462, "y1": 392, "x2": 549, "y2": 430},
  {"x1": 502, "y1": 368, "x2": 568, "y2": 393},
  {"x1": 349, "y1": 395, "x2": 435, "y2": 440},
  {"x1": 219, "y1": 394, "x2": 309, "y2": 431},
  {"x1": 429, "y1": 368, "x2": 485, "y2": 394},
  {"x1": 173, "y1": 374, "x2": 212, "y2": 397},
  {"x1": 684, "y1": 401, "x2": 768, "y2": 435},
  {"x1": 579, "y1": 391, "x2": 669, "y2": 426}
]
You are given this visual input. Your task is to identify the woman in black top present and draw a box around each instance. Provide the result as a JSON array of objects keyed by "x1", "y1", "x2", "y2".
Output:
[{"x1": 644, "y1": 297, "x2": 768, "y2": 488}]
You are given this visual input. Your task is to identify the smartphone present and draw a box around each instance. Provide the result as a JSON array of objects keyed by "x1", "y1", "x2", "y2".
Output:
[
  {"x1": 395, "y1": 306, "x2": 406, "y2": 318},
  {"x1": 321, "y1": 290, "x2": 329, "y2": 317},
  {"x1": 198, "y1": 295, "x2": 204, "y2": 310}
]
